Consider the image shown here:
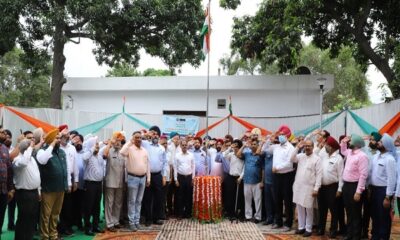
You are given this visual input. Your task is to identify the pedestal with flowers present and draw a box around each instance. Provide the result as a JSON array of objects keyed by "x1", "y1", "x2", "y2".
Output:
[{"x1": 192, "y1": 176, "x2": 222, "y2": 222}]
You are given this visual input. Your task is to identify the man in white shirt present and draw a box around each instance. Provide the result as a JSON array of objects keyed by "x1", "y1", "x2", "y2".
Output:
[
  {"x1": 174, "y1": 140, "x2": 195, "y2": 218},
  {"x1": 167, "y1": 132, "x2": 181, "y2": 217},
  {"x1": 317, "y1": 136, "x2": 344, "y2": 238},
  {"x1": 13, "y1": 138, "x2": 41, "y2": 240},
  {"x1": 291, "y1": 140, "x2": 322, "y2": 237},
  {"x1": 262, "y1": 125, "x2": 295, "y2": 231}
]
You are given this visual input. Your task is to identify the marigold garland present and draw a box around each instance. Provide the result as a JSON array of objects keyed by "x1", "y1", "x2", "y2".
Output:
[{"x1": 192, "y1": 176, "x2": 222, "y2": 222}]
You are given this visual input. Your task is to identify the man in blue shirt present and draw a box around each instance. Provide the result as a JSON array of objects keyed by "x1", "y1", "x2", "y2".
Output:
[
  {"x1": 261, "y1": 149, "x2": 275, "y2": 225},
  {"x1": 370, "y1": 134, "x2": 396, "y2": 240},
  {"x1": 237, "y1": 139, "x2": 264, "y2": 223},
  {"x1": 142, "y1": 126, "x2": 167, "y2": 226},
  {"x1": 190, "y1": 137, "x2": 209, "y2": 176}
]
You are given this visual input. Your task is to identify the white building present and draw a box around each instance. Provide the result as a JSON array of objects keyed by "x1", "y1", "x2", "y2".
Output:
[{"x1": 62, "y1": 75, "x2": 334, "y2": 117}]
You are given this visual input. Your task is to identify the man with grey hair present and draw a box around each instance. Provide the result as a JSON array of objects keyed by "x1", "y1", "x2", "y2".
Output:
[{"x1": 13, "y1": 138, "x2": 42, "y2": 240}]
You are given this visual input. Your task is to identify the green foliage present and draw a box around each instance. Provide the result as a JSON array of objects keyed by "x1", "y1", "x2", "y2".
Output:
[
  {"x1": 298, "y1": 45, "x2": 370, "y2": 112},
  {"x1": 224, "y1": 0, "x2": 400, "y2": 98},
  {"x1": 219, "y1": 44, "x2": 370, "y2": 112},
  {"x1": 0, "y1": 0, "x2": 205, "y2": 107},
  {"x1": 0, "y1": 48, "x2": 51, "y2": 107},
  {"x1": 106, "y1": 63, "x2": 174, "y2": 77},
  {"x1": 230, "y1": 1, "x2": 302, "y2": 73},
  {"x1": 106, "y1": 63, "x2": 141, "y2": 77}
]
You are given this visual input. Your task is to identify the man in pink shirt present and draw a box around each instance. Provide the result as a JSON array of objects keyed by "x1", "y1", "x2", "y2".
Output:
[
  {"x1": 120, "y1": 131, "x2": 150, "y2": 232},
  {"x1": 340, "y1": 134, "x2": 369, "y2": 240}
]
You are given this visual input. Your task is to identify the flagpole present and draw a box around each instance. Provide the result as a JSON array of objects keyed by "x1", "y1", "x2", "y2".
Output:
[{"x1": 205, "y1": 0, "x2": 211, "y2": 175}]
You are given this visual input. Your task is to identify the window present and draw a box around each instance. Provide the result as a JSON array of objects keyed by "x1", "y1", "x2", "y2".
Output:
[{"x1": 217, "y1": 99, "x2": 226, "y2": 109}]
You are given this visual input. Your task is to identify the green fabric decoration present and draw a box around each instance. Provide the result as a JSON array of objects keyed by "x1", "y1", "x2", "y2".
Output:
[
  {"x1": 74, "y1": 113, "x2": 121, "y2": 136},
  {"x1": 124, "y1": 113, "x2": 151, "y2": 129},
  {"x1": 294, "y1": 111, "x2": 343, "y2": 136},
  {"x1": 348, "y1": 110, "x2": 378, "y2": 135}
]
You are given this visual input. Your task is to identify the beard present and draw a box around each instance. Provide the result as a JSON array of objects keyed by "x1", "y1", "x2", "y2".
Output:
[
  {"x1": 74, "y1": 144, "x2": 82, "y2": 152},
  {"x1": 194, "y1": 145, "x2": 200, "y2": 150},
  {"x1": 4, "y1": 140, "x2": 12, "y2": 148},
  {"x1": 369, "y1": 142, "x2": 377, "y2": 150},
  {"x1": 0, "y1": 137, "x2": 5, "y2": 144},
  {"x1": 216, "y1": 146, "x2": 221, "y2": 152},
  {"x1": 377, "y1": 146, "x2": 385, "y2": 152}
]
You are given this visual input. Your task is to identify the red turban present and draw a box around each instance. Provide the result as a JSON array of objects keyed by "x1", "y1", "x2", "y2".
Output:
[
  {"x1": 326, "y1": 136, "x2": 340, "y2": 151},
  {"x1": 277, "y1": 125, "x2": 291, "y2": 138}
]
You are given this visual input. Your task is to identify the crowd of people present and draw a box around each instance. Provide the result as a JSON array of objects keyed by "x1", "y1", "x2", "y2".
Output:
[{"x1": 0, "y1": 123, "x2": 399, "y2": 240}]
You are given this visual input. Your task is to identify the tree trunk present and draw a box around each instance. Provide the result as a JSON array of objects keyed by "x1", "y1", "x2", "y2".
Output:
[
  {"x1": 354, "y1": 32, "x2": 399, "y2": 99},
  {"x1": 50, "y1": 20, "x2": 66, "y2": 109}
]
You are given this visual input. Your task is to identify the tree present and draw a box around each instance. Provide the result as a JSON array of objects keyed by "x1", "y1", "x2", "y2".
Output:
[
  {"x1": 219, "y1": 44, "x2": 370, "y2": 112},
  {"x1": 0, "y1": 0, "x2": 204, "y2": 108},
  {"x1": 222, "y1": 0, "x2": 400, "y2": 99},
  {"x1": 0, "y1": 48, "x2": 51, "y2": 107},
  {"x1": 106, "y1": 63, "x2": 174, "y2": 77}
]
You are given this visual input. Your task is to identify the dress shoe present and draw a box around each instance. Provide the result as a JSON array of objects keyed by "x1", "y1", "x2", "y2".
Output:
[
  {"x1": 317, "y1": 230, "x2": 325, "y2": 236},
  {"x1": 303, "y1": 231, "x2": 312, "y2": 237},
  {"x1": 153, "y1": 220, "x2": 163, "y2": 225},
  {"x1": 295, "y1": 229, "x2": 305, "y2": 235},
  {"x1": 129, "y1": 225, "x2": 137, "y2": 232},
  {"x1": 92, "y1": 227, "x2": 104, "y2": 233},
  {"x1": 114, "y1": 224, "x2": 122, "y2": 229},
  {"x1": 263, "y1": 221, "x2": 273, "y2": 226},
  {"x1": 328, "y1": 231, "x2": 337, "y2": 239},
  {"x1": 107, "y1": 227, "x2": 117, "y2": 232},
  {"x1": 253, "y1": 219, "x2": 261, "y2": 224},
  {"x1": 135, "y1": 224, "x2": 141, "y2": 230},
  {"x1": 271, "y1": 224, "x2": 282, "y2": 229},
  {"x1": 85, "y1": 230, "x2": 95, "y2": 236},
  {"x1": 145, "y1": 221, "x2": 152, "y2": 227},
  {"x1": 7, "y1": 225, "x2": 15, "y2": 231}
]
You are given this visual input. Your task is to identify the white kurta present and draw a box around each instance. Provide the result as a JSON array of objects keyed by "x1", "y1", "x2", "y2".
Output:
[{"x1": 291, "y1": 152, "x2": 322, "y2": 209}]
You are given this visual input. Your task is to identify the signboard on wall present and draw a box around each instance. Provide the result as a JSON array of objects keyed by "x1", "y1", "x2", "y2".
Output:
[{"x1": 162, "y1": 115, "x2": 199, "y2": 135}]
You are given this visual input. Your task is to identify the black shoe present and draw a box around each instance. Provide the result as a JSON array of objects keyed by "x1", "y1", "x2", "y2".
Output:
[
  {"x1": 328, "y1": 231, "x2": 337, "y2": 239},
  {"x1": 7, "y1": 225, "x2": 15, "y2": 231},
  {"x1": 253, "y1": 219, "x2": 261, "y2": 224},
  {"x1": 153, "y1": 220, "x2": 163, "y2": 225},
  {"x1": 317, "y1": 230, "x2": 325, "y2": 236},
  {"x1": 85, "y1": 230, "x2": 95, "y2": 236},
  {"x1": 145, "y1": 221, "x2": 152, "y2": 227},
  {"x1": 295, "y1": 229, "x2": 305, "y2": 235},
  {"x1": 271, "y1": 224, "x2": 282, "y2": 229},
  {"x1": 303, "y1": 231, "x2": 312, "y2": 237},
  {"x1": 262, "y1": 221, "x2": 273, "y2": 226},
  {"x1": 92, "y1": 227, "x2": 104, "y2": 233}
]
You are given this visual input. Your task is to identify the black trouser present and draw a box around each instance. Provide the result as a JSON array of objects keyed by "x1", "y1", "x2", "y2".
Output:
[
  {"x1": 7, "y1": 197, "x2": 16, "y2": 228},
  {"x1": 361, "y1": 188, "x2": 371, "y2": 237},
  {"x1": 143, "y1": 172, "x2": 163, "y2": 223},
  {"x1": 370, "y1": 186, "x2": 392, "y2": 240},
  {"x1": 273, "y1": 171, "x2": 295, "y2": 227},
  {"x1": 58, "y1": 192, "x2": 73, "y2": 232},
  {"x1": 167, "y1": 179, "x2": 177, "y2": 216},
  {"x1": 318, "y1": 183, "x2": 338, "y2": 233},
  {"x1": 336, "y1": 193, "x2": 347, "y2": 233},
  {"x1": 225, "y1": 174, "x2": 244, "y2": 219},
  {"x1": 176, "y1": 174, "x2": 193, "y2": 218},
  {"x1": 72, "y1": 189, "x2": 85, "y2": 228},
  {"x1": 84, "y1": 181, "x2": 102, "y2": 230},
  {"x1": 161, "y1": 181, "x2": 168, "y2": 219},
  {"x1": 343, "y1": 181, "x2": 362, "y2": 240},
  {"x1": 15, "y1": 189, "x2": 39, "y2": 240},
  {"x1": 0, "y1": 194, "x2": 7, "y2": 236},
  {"x1": 264, "y1": 183, "x2": 275, "y2": 223},
  {"x1": 222, "y1": 172, "x2": 229, "y2": 216}
]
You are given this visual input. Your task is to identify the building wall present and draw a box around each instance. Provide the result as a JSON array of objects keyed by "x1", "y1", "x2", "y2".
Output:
[{"x1": 63, "y1": 89, "x2": 321, "y2": 117}]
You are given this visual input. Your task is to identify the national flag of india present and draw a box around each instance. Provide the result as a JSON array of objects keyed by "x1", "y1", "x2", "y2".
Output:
[{"x1": 200, "y1": 4, "x2": 211, "y2": 59}]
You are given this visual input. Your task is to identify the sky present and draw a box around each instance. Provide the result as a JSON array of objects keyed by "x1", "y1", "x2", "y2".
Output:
[{"x1": 64, "y1": 0, "x2": 387, "y2": 104}]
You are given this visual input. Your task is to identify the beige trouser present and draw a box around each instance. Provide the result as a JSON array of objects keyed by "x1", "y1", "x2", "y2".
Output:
[
  {"x1": 105, "y1": 187, "x2": 124, "y2": 228},
  {"x1": 40, "y1": 192, "x2": 65, "y2": 240}
]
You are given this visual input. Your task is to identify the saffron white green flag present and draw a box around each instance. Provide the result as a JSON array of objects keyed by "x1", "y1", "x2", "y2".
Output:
[{"x1": 200, "y1": 3, "x2": 211, "y2": 59}]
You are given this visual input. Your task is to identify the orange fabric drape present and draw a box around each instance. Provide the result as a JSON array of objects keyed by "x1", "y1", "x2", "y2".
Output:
[
  {"x1": 230, "y1": 115, "x2": 271, "y2": 136},
  {"x1": 195, "y1": 116, "x2": 229, "y2": 137},
  {"x1": 5, "y1": 106, "x2": 56, "y2": 133},
  {"x1": 379, "y1": 112, "x2": 400, "y2": 136}
]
